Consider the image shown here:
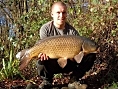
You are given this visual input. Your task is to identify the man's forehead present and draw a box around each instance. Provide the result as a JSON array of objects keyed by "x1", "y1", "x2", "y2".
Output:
[{"x1": 52, "y1": 5, "x2": 67, "y2": 12}]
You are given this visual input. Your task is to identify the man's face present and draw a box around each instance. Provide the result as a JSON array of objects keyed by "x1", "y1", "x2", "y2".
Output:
[{"x1": 51, "y1": 5, "x2": 67, "y2": 25}]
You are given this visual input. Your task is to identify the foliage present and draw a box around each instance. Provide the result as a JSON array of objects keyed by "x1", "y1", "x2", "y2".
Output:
[
  {"x1": 54, "y1": 73, "x2": 63, "y2": 79},
  {"x1": 104, "y1": 82, "x2": 118, "y2": 89},
  {"x1": 0, "y1": 37, "x2": 24, "y2": 81}
]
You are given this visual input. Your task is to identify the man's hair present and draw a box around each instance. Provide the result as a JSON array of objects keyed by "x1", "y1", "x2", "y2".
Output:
[{"x1": 51, "y1": 1, "x2": 67, "y2": 11}]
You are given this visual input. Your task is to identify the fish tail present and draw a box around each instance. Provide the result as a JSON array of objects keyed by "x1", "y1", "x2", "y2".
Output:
[
  {"x1": 19, "y1": 52, "x2": 31, "y2": 70},
  {"x1": 16, "y1": 49, "x2": 28, "y2": 60}
]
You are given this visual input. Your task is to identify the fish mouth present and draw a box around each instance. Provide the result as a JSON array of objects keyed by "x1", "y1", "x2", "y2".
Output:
[
  {"x1": 96, "y1": 47, "x2": 100, "y2": 53},
  {"x1": 91, "y1": 46, "x2": 100, "y2": 53},
  {"x1": 83, "y1": 46, "x2": 100, "y2": 54}
]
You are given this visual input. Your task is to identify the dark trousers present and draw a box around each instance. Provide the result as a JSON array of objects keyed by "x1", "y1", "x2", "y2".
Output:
[{"x1": 37, "y1": 53, "x2": 96, "y2": 82}]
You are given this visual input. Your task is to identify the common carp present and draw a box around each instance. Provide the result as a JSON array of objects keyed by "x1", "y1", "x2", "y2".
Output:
[{"x1": 16, "y1": 35, "x2": 98, "y2": 70}]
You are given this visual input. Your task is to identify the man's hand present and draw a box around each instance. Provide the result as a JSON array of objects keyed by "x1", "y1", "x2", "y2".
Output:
[{"x1": 38, "y1": 53, "x2": 49, "y2": 61}]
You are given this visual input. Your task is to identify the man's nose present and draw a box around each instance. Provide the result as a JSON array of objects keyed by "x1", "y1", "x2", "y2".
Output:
[{"x1": 60, "y1": 13, "x2": 63, "y2": 17}]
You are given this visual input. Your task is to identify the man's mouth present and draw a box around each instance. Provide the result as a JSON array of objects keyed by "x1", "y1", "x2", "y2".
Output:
[{"x1": 58, "y1": 19, "x2": 65, "y2": 21}]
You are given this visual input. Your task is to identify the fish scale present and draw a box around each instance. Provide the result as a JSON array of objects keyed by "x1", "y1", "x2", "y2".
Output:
[{"x1": 42, "y1": 36, "x2": 82, "y2": 58}]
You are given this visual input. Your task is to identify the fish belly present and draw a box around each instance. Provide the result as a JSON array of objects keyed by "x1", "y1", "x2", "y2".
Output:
[{"x1": 39, "y1": 36, "x2": 83, "y2": 59}]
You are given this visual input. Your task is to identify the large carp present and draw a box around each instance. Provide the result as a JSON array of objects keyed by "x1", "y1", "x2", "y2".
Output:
[{"x1": 16, "y1": 35, "x2": 98, "y2": 70}]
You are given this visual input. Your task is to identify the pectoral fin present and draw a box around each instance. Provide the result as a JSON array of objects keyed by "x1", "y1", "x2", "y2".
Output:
[
  {"x1": 57, "y1": 58, "x2": 67, "y2": 68},
  {"x1": 74, "y1": 51, "x2": 84, "y2": 63}
]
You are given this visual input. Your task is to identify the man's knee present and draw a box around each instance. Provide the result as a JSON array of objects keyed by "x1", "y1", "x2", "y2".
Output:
[
  {"x1": 36, "y1": 60, "x2": 45, "y2": 76},
  {"x1": 74, "y1": 53, "x2": 96, "y2": 76},
  {"x1": 37, "y1": 65, "x2": 44, "y2": 75},
  {"x1": 82, "y1": 53, "x2": 96, "y2": 63},
  {"x1": 81, "y1": 53, "x2": 96, "y2": 71}
]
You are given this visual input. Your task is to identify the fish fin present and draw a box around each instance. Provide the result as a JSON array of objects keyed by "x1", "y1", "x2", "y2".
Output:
[
  {"x1": 19, "y1": 53, "x2": 31, "y2": 70},
  {"x1": 16, "y1": 49, "x2": 28, "y2": 60},
  {"x1": 57, "y1": 58, "x2": 67, "y2": 68},
  {"x1": 74, "y1": 51, "x2": 84, "y2": 63}
]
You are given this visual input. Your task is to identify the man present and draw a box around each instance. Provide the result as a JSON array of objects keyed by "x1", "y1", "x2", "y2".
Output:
[{"x1": 37, "y1": 1, "x2": 96, "y2": 89}]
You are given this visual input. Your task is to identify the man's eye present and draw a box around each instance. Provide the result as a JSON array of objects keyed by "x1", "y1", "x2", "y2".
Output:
[
  {"x1": 57, "y1": 12, "x2": 60, "y2": 14},
  {"x1": 62, "y1": 12, "x2": 66, "y2": 14}
]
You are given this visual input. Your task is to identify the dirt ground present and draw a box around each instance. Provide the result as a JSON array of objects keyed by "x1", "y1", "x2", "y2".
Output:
[{"x1": 0, "y1": 60, "x2": 109, "y2": 89}]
